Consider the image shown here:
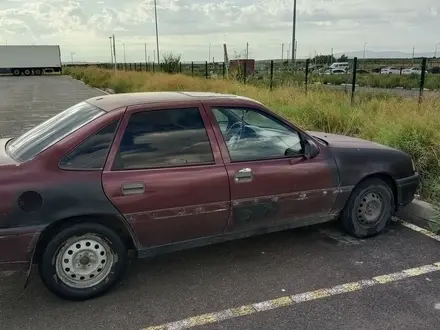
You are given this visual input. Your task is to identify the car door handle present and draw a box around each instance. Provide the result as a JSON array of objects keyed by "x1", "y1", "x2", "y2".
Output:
[
  {"x1": 121, "y1": 182, "x2": 145, "y2": 195},
  {"x1": 234, "y1": 168, "x2": 253, "y2": 183}
]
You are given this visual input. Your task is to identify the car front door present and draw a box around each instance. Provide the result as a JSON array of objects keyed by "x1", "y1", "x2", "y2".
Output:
[
  {"x1": 205, "y1": 103, "x2": 339, "y2": 232},
  {"x1": 102, "y1": 102, "x2": 230, "y2": 249}
]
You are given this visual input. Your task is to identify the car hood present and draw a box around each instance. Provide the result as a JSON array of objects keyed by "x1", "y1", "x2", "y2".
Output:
[{"x1": 306, "y1": 131, "x2": 394, "y2": 151}]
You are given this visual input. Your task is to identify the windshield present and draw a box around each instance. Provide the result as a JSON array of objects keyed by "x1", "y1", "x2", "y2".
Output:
[{"x1": 7, "y1": 101, "x2": 105, "y2": 162}]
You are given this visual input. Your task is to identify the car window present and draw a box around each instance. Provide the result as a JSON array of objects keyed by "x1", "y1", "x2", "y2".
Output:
[
  {"x1": 212, "y1": 107, "x2": 303, "y2": 162},
  {"x1": 6, "y1": 101, "x2": 105, "y2": 162},
  {"x1": 113, "y1": 108, "x2": 214, "y2": 170},
  {"x1": 59, "y1": 120, "x2": 119, "y2": 170}
]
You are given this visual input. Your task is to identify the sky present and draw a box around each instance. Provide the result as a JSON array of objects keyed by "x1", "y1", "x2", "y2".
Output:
[{"x1": 0, "y1": 0, "x2": 439, "y2": 63}]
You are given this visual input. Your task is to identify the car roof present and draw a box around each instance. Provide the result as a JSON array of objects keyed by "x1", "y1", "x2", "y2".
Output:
[{"x1": 86, "y1": 91, "x2": 262, "y2": 112}]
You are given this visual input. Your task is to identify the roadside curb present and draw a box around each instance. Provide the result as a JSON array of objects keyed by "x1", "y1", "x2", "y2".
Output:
[
  {"x1": 396, "y1": 199, "x2": 435, "y2": 230},
  {"x1": 94, "y1": 87, "x2": 115, "y2": 95}
]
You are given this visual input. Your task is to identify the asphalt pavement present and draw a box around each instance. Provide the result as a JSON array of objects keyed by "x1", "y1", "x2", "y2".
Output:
[{"x1": 0, "y1": 74, "x2": 440, "y2": 330}]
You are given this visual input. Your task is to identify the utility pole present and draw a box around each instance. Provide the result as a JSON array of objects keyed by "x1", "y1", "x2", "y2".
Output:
[
  {"x1": 435, "y1": 42, "x2": 440, "y2": 58},
  {"x1": 154, "y1": 0, "x2": 160, "y2": 65},
  {"x1": 281, "y1": 43, "x2": 284, "y2": 60},
  {"x1": 144, "y1": 43, "x2": 147, "y2": 64},
  {"x1": 153, "y1": 49, "x2": 156, "y2": 63},
  {"x1": 208, "y1": 43, "x2": 211, "y2": 62},
  {"x1": 412, "y1": 47, "x2": 415, "y2": 65},
  {"x1": 246, "y1": 42, "x2": 249, "y2": 59},
  {"x1": 123, "y1": 43, "x2": 126, "y2": 65},
  {"x1": 363, "y1": 41, "x2": 368, "y2": 59},
  {"x1": 109, "y1": 36, "x2": 114, "y2": 64},
  {"x1": 112, "y1": 34, "x2": 117, "y2": 73},
  {"x1": 70, "y1": 52, "x2": 75, "y2": 65},
  {"x1": 291, "y1": 0, "x2": 297, "y2": 68}
]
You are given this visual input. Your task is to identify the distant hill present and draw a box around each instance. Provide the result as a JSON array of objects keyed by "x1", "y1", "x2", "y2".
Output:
[{"x1": 334, "y1": 50, "x2": 437, "y2": 59}]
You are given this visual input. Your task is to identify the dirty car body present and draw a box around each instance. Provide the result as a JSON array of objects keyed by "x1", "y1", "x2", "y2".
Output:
[{"x1": 0, "y1": 91, "x2": 419, "y2": 299}]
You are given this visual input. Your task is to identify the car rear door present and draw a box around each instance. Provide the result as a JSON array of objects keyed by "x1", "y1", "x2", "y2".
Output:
[
  {"x1": 203, "y1": 101, "x2": 339, "y2": 232},
  {"x1": 101, "y1": 102, "x2": 230, "y2": 249}
]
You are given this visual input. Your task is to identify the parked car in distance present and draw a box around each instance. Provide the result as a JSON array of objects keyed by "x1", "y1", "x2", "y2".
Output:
[
  {"x1": 372, "y1": 66, "x2": 387, "y2": 73},
  {"x1": 402, "y1": 67, "x2": 428, "y2": 75},
  {"x1": 0, "y1": 92, "x2": 419, "y2": 301},
  {"x1": 324, "y1": 68, "x2": 347, "y2": 75},
  {"x1": 428, "y1": 67, "x2": 440, "y2": 74},
  {"x1": 380, "y1": 67, "x2": 401, "y2": 75},
  {"x1": 329, "y1": 62, "x2": 349, "y2": 70}
]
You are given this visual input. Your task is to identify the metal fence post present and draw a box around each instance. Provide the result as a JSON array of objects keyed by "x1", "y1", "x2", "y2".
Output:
[
  {"x1": 351, "y1": 57, "x2": 358, "y2": 105},
  {"x1": 205, "y1": 61, "x2": 208, "y2": 78},
  {"x1": 243, "y1": 60, "x2": 247, "y2": 84},
  {"x1": 191, "y1": 62, "x2": 194, "y2": 76},
  {"x1": 419, "y1": 57, "x2": 427, "y2": 104},
  {"x1": 269, "y1": 60, "x2": 274, "y2": 91},
  {"x1": 305, "y1": 59, "x2": 310, "y2": 95}
]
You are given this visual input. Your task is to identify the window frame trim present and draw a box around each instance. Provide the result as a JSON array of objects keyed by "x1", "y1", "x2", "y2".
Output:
[
  {"x1": 210, "y1": 105, "x2": 306, "y2": 163},
  {"x1": 58, "y1": 119, "x2": 121, "y2": 171},
  {"x1": 108, "y1": 105, "x2": 217, "y2": 172}
]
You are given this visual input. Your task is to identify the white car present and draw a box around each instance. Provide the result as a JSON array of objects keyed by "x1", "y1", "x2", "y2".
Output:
[
  {"x1": 380, "y1": 67, "x2": 401, "y2": 75},
  {"x1": 324, "y1": 68, "x2": 347, "y2": 75},
  {"x1": 329, "y1": 62, "x2": 349, "y2": 70},
  {"x1": 402, "y1": 67, "x2": 428, "y2": 75}
]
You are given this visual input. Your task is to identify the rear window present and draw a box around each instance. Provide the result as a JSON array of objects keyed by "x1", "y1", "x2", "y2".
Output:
[{"x1": 6, "y1": 101, "x2": 105, "y2": 162}]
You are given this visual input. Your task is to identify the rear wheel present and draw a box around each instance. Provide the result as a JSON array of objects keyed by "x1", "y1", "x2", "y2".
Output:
[
  {"x1": 340, "y1": 178, "x2": 394, "y2": 238},
  {"x1": 39, "y1": 222, "x2": 128, "y2": 301},
  {"x1": 33, "y1": 69, "x2": 43, "y2": 76},
  {"x1": 23, "y1": 69, "x2": 32, "y2": 76},
  {"x1": 12, "y1": 69, "x2": 21, "y2": 76}
]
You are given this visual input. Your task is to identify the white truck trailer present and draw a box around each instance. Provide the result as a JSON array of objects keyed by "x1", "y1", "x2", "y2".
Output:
[{"x1": 0, "y1": 45, "x2": 62, "y2": 76}]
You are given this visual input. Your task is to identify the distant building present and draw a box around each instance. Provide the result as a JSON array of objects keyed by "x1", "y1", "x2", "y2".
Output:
[{"x1": 229, "y1": 59, "x2": 255, "y2": 76}]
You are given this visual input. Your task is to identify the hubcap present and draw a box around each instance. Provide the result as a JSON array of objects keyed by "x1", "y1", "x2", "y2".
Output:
[
  {"x1": 55, "y1": 234, "x2": 115, "y2": 289},
  {"x1": 356, "y1": 191, "x2": 383, "y2": 227}
]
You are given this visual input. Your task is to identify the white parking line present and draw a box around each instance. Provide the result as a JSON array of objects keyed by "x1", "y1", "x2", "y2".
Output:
[
  {"x1": 141, "y1": 261, "x2": 440, "y2": 330},
  {"x1": 400, "y1": 221, "x2": 440, "y2": 242}
]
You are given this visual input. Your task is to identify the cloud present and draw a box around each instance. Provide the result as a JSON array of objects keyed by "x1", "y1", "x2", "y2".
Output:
[{"x1": 0, "y1": 0, "x2": 438, "y2": 62}]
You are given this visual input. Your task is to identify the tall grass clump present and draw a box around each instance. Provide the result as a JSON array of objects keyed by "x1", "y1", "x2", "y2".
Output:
[{"x1": 63, "y1": 67, "x2": 440, "y2": 202}]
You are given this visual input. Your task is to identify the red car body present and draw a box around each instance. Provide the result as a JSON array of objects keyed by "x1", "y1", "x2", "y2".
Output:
[{"x1": 0, "y1": 92, "x2": 419, "y2": 273}]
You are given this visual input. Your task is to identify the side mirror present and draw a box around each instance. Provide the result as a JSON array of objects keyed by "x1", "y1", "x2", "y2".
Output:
[{"x1": 303, "y1": 139, "x2": 319, "y2": 159}]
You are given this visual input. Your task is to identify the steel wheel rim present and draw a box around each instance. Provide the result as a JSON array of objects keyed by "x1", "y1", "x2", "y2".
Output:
[
  {"x1": 356, "y1": 191, "x2": 384, "y2": 228},
  {"x1": 55, "y1": 234, "x2": 116, "y2": 289}
]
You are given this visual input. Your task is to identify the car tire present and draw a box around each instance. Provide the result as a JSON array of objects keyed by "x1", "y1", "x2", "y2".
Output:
[
  {"x1": 39, "y1": 222, "x2": 128, "y2": 301},
  {"x1": 340, "y1": 178, "x2": 394, "y2": 238}
]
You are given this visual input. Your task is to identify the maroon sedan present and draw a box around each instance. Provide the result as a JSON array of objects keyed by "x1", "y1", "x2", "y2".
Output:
[{"x1": 0, "y1": 92, "x2": 419, "y2": 300}]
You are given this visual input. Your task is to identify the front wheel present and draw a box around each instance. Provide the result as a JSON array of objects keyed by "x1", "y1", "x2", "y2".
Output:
[
  {"x1": 340, "y1": 178, "x2": 394, "y2": 238},
  {"x1": 39, "y1": 222, "x2": 128, "y2": 301}
]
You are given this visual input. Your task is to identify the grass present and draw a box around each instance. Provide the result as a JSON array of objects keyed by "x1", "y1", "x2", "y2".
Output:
[
  {"x1": 64, "y1": 66, "x2": 440, "y2": 203},
  {"x1": 248, "y1": 72, "x2": 440, "y2": 90}
]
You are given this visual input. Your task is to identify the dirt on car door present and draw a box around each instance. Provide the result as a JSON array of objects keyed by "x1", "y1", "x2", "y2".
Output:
[
  {"x1": 101, "y1": 101, "x2": 231, "y2": 249},
  {"x1": 203, "y1": 101, "x2": 340, "y2": 232}
]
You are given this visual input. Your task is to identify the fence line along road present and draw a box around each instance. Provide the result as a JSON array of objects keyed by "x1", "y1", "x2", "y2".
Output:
[{"x1": 66, "y1": 56, "x2": 439, "y2": 105}]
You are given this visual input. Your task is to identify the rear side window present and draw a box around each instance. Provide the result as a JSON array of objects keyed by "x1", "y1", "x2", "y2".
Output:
[
  {"x1": 113, "y1": 108, "x2": 214, "y2": 170},
  {"x1": 59, "y1": 120, "x2": 119, "y2": 170},
  {"x1": 7, "y1": 101, "x2": 104, "y2": 162}
]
